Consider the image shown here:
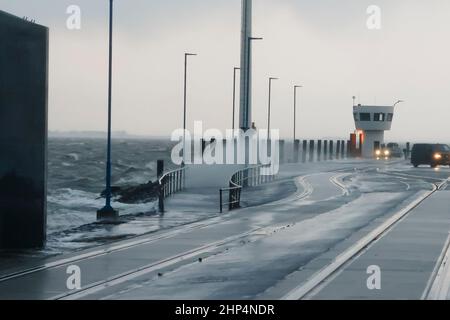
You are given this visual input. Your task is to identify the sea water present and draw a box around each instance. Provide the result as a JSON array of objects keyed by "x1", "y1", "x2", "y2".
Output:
[{"x1": 46, "y1": 138, "x2": 176, "y2": 252}]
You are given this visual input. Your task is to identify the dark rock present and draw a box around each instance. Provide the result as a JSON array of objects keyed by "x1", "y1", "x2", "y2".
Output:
[{"x1": 100, "y1": 181, "x2": 160, "y2": 204}]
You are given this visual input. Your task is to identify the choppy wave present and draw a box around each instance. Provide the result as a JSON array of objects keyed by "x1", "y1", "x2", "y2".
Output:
[
  {"x1": 47, "y1": 138, "x2": 174, "y2": 245},
  {"x1": 67, "y1": 153, "x2": 80, "y2": 161},
  {"x1": 145, "y1": 161, "x2": 156, "y2": 171}
]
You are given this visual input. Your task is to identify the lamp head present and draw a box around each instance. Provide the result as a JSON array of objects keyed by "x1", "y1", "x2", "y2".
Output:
[{"x1": 393, "y1": 99, "x2": 404, "y2": 107}]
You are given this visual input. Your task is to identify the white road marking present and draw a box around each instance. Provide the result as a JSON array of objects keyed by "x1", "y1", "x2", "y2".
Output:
[
  {"x1": 329, "y1": 173, "x2": 351, "y2": 196},
  {"x1": 281, "y1": 184, "x2": 438, "y2": 300},
  {"x1": 424, "y1": 233, "x2": 450, "y2": 300}
]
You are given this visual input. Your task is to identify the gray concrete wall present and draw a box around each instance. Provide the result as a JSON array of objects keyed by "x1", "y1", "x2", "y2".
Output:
[{"x1": 0, "y1": 11, "x2": 48, "y2": 249}]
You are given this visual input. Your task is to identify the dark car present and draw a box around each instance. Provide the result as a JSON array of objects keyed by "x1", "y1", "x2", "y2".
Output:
[{"x1": 411, "y1": 144, "x2": 450, "y2": 168}]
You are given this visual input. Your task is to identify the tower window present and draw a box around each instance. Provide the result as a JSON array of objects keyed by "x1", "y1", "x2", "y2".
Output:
[
  {"x1": 359, "y1": 113, "x2": 371, "y2": 121},
  {"x1": 387, "y1": 113, "x2": 394, "y2": 122},
  {"x1": 374, "y1": 113, "x2": 385, "y2": 121}
]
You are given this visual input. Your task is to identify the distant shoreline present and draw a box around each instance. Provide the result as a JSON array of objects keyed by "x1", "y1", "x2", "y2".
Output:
[
  {"x1": 48, "y1": 131, "x2": 442, "y2": 145},
  {"x1": 49, "y1": 131, "x2": 171, "y2": 140}
]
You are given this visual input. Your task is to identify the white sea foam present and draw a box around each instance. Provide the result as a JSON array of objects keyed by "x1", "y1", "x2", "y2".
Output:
[{"x1": 67, "y1": 153, "x2": 80, "y2": 161}]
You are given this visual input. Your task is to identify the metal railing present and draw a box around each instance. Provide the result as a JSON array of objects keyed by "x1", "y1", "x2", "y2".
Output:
[
  {"x1": 219, "y1": 164, "x2": 275, "y2": 213},
  {"x1": 158, "y1": 166, "x2": 186, "y2": 213}
]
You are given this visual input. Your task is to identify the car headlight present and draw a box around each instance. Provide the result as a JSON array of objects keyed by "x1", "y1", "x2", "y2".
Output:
[
  {"x1": 434, "y1": 153, "x2": 442, "y2": 160},
  {"x1": 375, "y1": 150, "x2": 381, "y2": 156},
  {"x1": 384, "y1": 150, "x2": 390, "y2": 156}
]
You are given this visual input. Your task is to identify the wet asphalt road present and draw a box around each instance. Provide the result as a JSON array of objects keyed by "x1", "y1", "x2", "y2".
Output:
[{"x1": 0, "y1": 160, "x2": 449, "y2": 300}]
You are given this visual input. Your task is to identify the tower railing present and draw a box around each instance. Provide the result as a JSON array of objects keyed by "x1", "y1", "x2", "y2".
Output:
[{"x1": 219, "y1": 164, "x2": 275, "y2": 213}]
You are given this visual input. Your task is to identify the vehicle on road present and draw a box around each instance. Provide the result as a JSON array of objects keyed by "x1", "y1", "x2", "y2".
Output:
[
  {"x1": 375, "y1": 143, "x2": 403, "y2": 160},
  {"x1": 411, "y1": 143, "x2": 450, "y2": 168},
  {"x1": 386, "y1": 143, "x2": 403, "y2": 158}
]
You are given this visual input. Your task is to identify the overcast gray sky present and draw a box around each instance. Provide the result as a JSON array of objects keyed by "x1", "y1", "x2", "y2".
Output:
[{"x1": 2, "y1": 0, "x2": 450, "y2": 141}]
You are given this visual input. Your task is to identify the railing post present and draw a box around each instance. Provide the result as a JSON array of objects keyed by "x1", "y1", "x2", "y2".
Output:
[
  {"x1": 172, "y1": 172, "x2": 176, "y2": 193},
  {"x1": 157, "y1": 160, "x2": 165, "y2": 213},
  {"x1": 302, "y1": 140, "x2": 307, "y2": 163},
  {"x1": 324, "y1": 140, "x2": 328, "y2": 161},
  {"x1": 173, "y1": 172, "x2": 176, "y2": 193},
  {"x1": 329, "y1": 141, "x2": 334, "y2": 160},
  {"x1": 309, "y1": 140, "x2": 315, "y2": 162},
  {"x1": 163, "y1": 180, "x2": 166, "y2": 198},
  {"x1": 238, "y1": 188, "x2": 242, "y2": 208},
  {"x1": 171, "y1": 173, "x2": 174, "y2": 195},
  {"x1": 341, "y1": 140, "x2": 345, "y2": 158},
  {"x1": 294, "y1": 140, "x2": 300, "y2": 163},
  {"x1": 258, "y1": 167, "x2": 261, "y2": 185},
  {"x1": 280, "y1": 140, "x2": 285, "y2": 164},
  {"x1": 317, "y1": 140, "x2": 322, "y2": 162},
  {"x1": 182, "y1": 162, "x2": 186, "y2": 189},
  {"x1": 168, "y1": 173, "x2": 171, "y2": 196},
  {"x1": 220, "y1": 190, "x2": 223, "y2": 213},
  {"x1": 229, "y1": 182, "x2": 233, "y2": 210},
  {"x1": 336, "y1": 140, "x2": 341, "y2": 160},
  {"x1": 347, "y1": 140, "x2": 351, "y2": 158}
]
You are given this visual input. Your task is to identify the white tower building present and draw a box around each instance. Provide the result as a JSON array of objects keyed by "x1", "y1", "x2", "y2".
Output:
[{"x1": 353, "y1": 105, "x2": 396, "y2": 158}]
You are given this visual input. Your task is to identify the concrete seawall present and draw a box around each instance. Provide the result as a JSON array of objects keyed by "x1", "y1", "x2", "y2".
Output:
[{"x1": 0, "y1": 11, "x2": 48, "y2": 249}]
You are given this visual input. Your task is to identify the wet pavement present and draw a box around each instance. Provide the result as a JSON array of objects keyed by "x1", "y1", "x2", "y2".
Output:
[{"x1": 0, "y1": 159, "x2": 449, "y2": 300}]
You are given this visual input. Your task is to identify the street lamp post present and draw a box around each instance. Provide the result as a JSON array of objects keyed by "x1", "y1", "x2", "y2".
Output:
[
  {"x1": 243, "y1": 36, "x2": 263, "y2": 130},
  {"x1": 267, "y1": 77, "x2": 278, "y2": 141},
  {"x1": 98, "y1": 0, "x2": 118, "y2": 221},
  {"x1": 183, "y1": 53, "x2": 197, "y2": 163},
  {"x1": 232, "y1": 67, "x2": 240, "y2": 130},
  {"x1": 294, "y1": 85, "x2": 303, "y2": 141}
]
